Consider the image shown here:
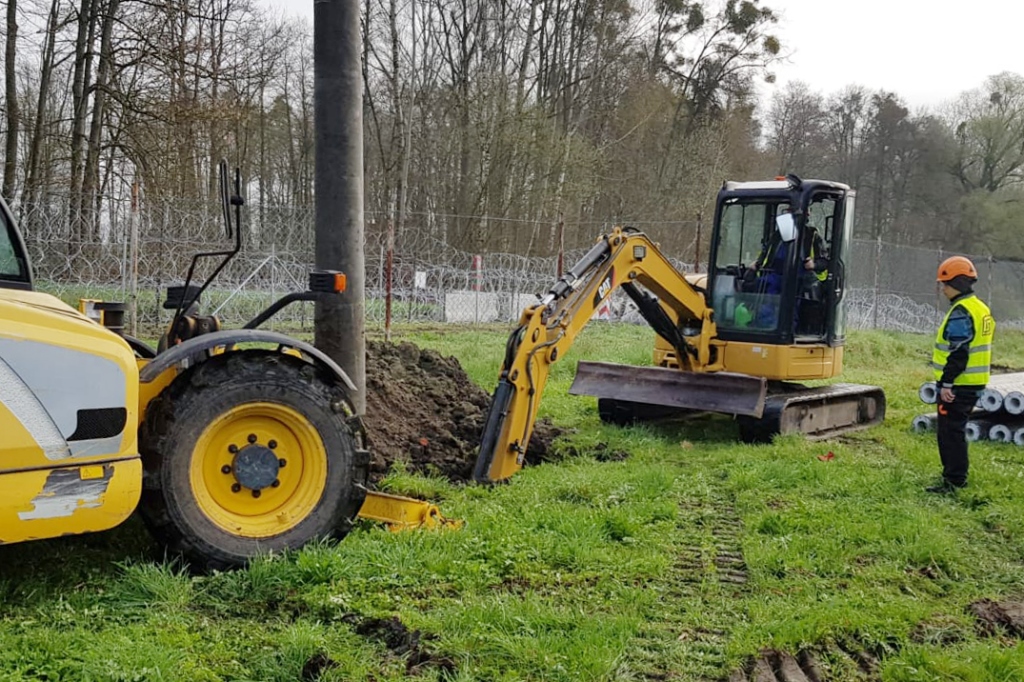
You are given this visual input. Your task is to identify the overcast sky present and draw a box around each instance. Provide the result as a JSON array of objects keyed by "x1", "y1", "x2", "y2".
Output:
[{"x1": 261, "y1": 0, "x2": 1023, "y2": 111}]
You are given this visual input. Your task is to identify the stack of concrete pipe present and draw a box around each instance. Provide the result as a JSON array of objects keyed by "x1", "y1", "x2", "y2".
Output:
[{"x1": 915, "y1": 372, "x2": 1024, "y2": 445}]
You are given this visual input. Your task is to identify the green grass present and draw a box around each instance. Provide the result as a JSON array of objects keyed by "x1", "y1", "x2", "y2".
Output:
[{"x1": 5, "y1": 324, "x2": 1024, "y2": 680}]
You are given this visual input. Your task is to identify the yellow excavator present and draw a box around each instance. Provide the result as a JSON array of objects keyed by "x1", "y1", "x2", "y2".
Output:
[
  {"x1": 474, "y1": 175, "x2": 886, "y2": 483},
  {"x1": 0, "y1": 163, "x2": 445, "y2": 569}
]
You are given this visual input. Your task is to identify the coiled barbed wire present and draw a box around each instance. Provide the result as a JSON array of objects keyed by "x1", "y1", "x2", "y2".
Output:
[{"x1": 17, "y1": 196, "x2": 1024, "y2": 336}]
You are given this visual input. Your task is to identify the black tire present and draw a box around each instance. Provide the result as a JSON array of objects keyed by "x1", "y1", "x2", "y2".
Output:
[{"x1": 139, "y1": 350, "x2": 367, "y2": 570}]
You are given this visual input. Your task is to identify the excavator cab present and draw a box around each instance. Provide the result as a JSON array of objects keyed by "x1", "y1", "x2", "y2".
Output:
[{"x1": 708, "y1": 178, "x2": 853, "y2": 351}]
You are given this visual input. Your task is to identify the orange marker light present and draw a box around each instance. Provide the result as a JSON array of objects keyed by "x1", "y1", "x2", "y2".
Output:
[{"x1": 334, "y1": 273, "x2": 348, "y2": 293}]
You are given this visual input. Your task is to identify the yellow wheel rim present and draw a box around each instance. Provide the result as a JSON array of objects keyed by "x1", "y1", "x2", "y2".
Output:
[{"x1": 190, "y1": 402, "x2": 328, "y2": 538}]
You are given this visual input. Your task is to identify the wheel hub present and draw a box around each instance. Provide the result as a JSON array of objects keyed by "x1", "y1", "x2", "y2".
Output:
[{"x1": 232, "y1": 444, "x2": 280, "y2": 490}]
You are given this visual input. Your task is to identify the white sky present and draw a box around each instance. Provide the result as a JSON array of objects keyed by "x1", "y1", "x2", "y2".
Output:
[
  {"x1": 261, "y1": 0, "x2": 1024, "y2": 111},
  {"x1": 763, "y1": 0, "x2": 1024, "y2": 110}
]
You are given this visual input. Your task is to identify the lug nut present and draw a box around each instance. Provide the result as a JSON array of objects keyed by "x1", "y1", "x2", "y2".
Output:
[
  {"x1": 278, "y1": 458, "x2": 287, "y2": 468},
  {"x1": 228, "y1": 444, "x2": 238, "y2": 454},
  {"x1": 268, "y1": 440, "x2": 277, "y2": 450},
  {"x1": 271, "y1": 479, "x2": 280, "y2": 488},
  {"x1": 247, "y1": 434, "x2": 257, "y2": 444},
  {"x1": 231, "y1": 483, "x2": 241, "y2": 493},
  {"x1": 252, "y1": 490, "x2": 261, "y2": 498},
  {"x1": 221, "y1": 465, "x2": 232, "y2": 474}
]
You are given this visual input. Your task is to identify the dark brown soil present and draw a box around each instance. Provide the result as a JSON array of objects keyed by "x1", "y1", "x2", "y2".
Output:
[
  {"x1": 300, "y1": 652, "x2": 338, "y2": 681},
  {"x1": 352, "y1": 615, "x2": 457, "y2": 675},
  {"x1": 969, "y1": 598, "x2": 1024, "y2": 637},
  {"x1": 363, "y1": 340, "x2": 564, "y2": 483},
  {"x1": 728, "y1": 643, "x2": 884, "y2": 681},
  {"x1": 721, "y1": 600, "x2": 1024, "y2": 681}
]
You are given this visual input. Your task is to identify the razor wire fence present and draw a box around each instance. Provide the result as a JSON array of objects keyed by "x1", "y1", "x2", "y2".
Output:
[{"x1": 13, "y1": 194, "x2": 1024, "y2": 337}]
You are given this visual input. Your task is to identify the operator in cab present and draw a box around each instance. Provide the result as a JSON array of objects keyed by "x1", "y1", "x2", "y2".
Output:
[{"x1": 738, "y1": 205, "x2": 828, "y2": 333}]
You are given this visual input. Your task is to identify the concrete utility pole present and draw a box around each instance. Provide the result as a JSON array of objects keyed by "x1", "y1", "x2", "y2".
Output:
[{"x1": 314, "y1": 0, "x2": 365, "y2": 413}]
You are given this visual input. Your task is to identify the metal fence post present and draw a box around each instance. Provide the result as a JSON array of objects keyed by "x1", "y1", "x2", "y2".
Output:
[
  {"x1": 385, "y1": 220, "x2": 394, "y2": 341},
  {"x1": 988, "y1": 254, "x2": 994, "y2": 313},
  {"x1": 130, "y1": 182, "x2": 139, "y2": 338},
  {"x1": 556, "y1": 214, "x2": 565, "y2": 279},
  {"x1": 695, "y1": 212, "x2": 703, "y2": 273},
  {"x1": 872, "y1": 234, "x2": 881, "y2": 330}
]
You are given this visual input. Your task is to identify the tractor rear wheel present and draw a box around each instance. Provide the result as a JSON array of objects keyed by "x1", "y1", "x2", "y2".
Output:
[{"x1": 139, "y1": 351, "x2": 367, "y2": 570}]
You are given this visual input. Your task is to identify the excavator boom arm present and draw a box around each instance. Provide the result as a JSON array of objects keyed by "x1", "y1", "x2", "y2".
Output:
[{"x1": 473, "y1": 228, "x2": 719, "y2": 483}]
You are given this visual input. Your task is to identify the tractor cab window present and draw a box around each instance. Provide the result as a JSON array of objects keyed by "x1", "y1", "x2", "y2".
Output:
[
  {"x1": 711, "y1": 200, "x2": 790, "y2": 335},
  {"x1": 0, "y1": 203, "x2": 30, "y2": 288}
]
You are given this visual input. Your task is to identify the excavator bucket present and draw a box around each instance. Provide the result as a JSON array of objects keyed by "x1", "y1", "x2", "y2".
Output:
[{"x1": 569, "y1": 361, "x2": 767, "y2": 418}]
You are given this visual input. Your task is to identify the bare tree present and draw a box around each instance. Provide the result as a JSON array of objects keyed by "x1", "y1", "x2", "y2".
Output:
[
  {"x1": 949, "y1": 72, "x2": 1024, "y2": 193},
  {"x1": 3, "y1": 0, "x2": 19, "y2": 199},
  {"x1": 765, "y1": 80, "x2": 824, "y2": 175}
]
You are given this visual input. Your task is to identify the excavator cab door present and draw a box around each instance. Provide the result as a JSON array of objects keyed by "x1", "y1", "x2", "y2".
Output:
[
  {"x1": 793, "y1": 192, "x2": 838, "y2": 342},
  {"x1": 822, "y1": 192, "x2": 855, "y2": 347}
]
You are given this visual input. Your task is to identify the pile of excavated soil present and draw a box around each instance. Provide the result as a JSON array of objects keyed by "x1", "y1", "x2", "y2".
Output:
[{"x1": 362, "y1": 340, "x2": 564, "y2": 483}]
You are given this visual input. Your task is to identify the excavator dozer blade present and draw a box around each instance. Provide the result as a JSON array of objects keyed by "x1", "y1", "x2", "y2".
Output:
[{"x1": 569, "y1": 361, "x2": 767, "y2": 418}]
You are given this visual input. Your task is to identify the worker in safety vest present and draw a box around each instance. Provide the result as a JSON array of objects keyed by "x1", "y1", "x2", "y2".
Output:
[
  {"x1": 928, "y1": 255, "x2": 995, "y2": 493},
  {"x1": 742, "y1": 206, "x2": 828, "y2": 332},
  {"x1": 800, "y1": 222, "x2": 828, "y2": 284}
]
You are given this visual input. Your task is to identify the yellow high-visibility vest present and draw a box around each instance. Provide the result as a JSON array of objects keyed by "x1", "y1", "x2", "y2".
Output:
[
  {"x1": 809, "y1": 241, "x2": 827, "y2": 282},
  {"x1": 932, "y1": 294, "x2": 994, "y2": 386}
]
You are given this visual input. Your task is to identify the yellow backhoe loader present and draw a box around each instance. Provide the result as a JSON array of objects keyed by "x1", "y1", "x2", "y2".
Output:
[
  {"x1": 474, "y1": 175, "x2": 886, "y2": 483},
  {"x1": 0, "y1": 163, "x2": 444, "y2": 569}
]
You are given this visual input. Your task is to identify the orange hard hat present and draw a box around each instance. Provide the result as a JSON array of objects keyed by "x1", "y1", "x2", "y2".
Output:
[{"x1": 936, "y1": 256, "x2": 977, "y2": 283}]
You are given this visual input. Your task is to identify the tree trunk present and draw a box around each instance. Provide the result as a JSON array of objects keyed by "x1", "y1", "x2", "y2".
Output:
[
  {"x1": 69, "y1": 0, "x2": 99, "y2": 251},
  {"x1": 81, "y1": 0, "x2": 120, "y2": 241},
  {"x1": 23, "y1": 0, "x2": 60, "y2": 224},
  {"x1": 3, "y1": 0, "x2": 19, "y2": 200}
]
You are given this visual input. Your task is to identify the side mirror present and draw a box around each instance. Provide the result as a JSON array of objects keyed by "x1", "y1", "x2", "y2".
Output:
[
  {"x1": 219, "y1": 159, "x2": 244, "y2": 240},
  {"x1": 219, "y1": 160, "x2": 231, "y2": 239}
]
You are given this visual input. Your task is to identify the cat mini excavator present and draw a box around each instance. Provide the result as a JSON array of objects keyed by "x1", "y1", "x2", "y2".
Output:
[
  {"x1": 0, "y1": 163, "x2": 448, "y2": 569},
  {"x1": 474, "y1": 175, "x2": 886, "y2": 483}
]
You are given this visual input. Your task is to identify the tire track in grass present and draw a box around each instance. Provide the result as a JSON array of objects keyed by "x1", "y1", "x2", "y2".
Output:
[{"x1": 621, "y1": 482, "x2": 750, "y2": 681}]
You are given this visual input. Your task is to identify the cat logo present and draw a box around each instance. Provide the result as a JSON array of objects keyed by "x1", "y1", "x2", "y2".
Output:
[{"x1": 593, "y1": 269, "x2": 614, "y2": 309}]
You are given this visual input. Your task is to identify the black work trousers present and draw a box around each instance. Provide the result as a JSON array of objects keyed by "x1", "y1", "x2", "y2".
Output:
[{"x1": 936, "y1": 387, "x2": 980, "y2": 486}]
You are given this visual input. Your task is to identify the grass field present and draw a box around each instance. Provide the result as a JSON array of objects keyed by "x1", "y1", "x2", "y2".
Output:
[{"x1": 4, "y1": 324, "x2": 1024, "y2": 681}]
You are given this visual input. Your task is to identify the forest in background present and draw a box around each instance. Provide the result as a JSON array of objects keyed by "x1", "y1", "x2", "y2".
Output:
[{"x1": 2, "y1": 0, "x2": 1024, "y2": 267}]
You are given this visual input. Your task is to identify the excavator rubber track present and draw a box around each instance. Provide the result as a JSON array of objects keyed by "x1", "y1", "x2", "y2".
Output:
[
  {"x1": 735, "y1": 382, "x2": 886, "y2": 443},
  {"x1": 574, "y1": 362, "x2": 885, "y2": 443}
]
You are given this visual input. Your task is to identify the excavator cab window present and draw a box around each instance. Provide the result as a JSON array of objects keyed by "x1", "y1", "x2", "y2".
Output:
[
  {"x1": 0, "y1": 199, "x2": 31, "y2": 290},
  {"x1": 711, "y1": 199, "x2": 791, "y2": 337}
]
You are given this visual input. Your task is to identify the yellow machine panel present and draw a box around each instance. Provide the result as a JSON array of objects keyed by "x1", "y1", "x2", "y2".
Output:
[
  {"x1": 0, "y1": 459, "x2": 142, "y2": 543},
  {"x1": 0, "y1": 291, "x2": 139, "y2": 471},
  {"x1": 655, "y1": 337, "x2": 843, "y2": 381},
  {"x1": 718, "y1": 342, "x2": 842, "y2": 380}
]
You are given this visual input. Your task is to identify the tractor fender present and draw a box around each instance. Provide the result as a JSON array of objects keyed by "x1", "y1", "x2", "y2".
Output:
[{"x1": 138, "y1": 329, "x2": 357, "y2": 393}]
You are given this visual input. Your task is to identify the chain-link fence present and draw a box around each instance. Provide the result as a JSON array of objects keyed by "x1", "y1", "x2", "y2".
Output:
[{"x1": 13, "y1": 195, "x2": 1023, "y2": 337}]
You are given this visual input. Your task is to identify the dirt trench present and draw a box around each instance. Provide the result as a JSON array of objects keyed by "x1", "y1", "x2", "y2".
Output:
[{"x1": 362, "y1": 340, "x2": 563, "y2": 484}]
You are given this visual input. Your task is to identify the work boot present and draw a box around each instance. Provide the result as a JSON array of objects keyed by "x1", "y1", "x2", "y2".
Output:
[{"x1": 925, "y1": 479, "x2": 965, "y2": 494}]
